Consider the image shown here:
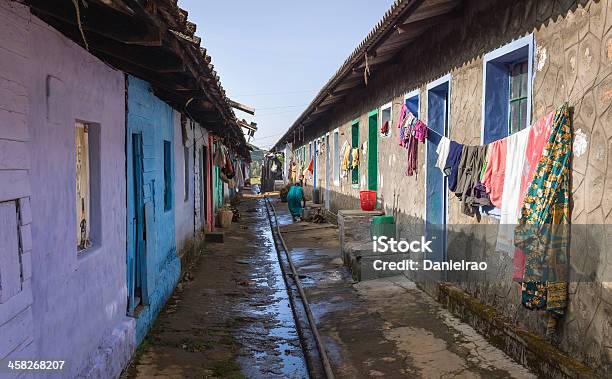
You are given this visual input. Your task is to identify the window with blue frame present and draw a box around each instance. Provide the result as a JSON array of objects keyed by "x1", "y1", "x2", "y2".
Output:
[
  {"x1": 405, "y1": 91, "x2": 419, "y2": 119},
  {"x1": 163, "y1": 140, "x2": 172, "y2": 211},
  {"x1": 482, "y1": 34, "x2": 533, "y2": 144}
]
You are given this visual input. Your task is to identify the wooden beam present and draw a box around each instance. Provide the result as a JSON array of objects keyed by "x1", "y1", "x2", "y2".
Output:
[{"x1": 228, "y1": 100, "x2": 255, "y2": 115}]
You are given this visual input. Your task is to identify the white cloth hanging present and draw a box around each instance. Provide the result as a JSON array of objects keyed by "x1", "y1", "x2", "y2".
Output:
[
  {"x1": 497, "y1": 126, "x2": 530, "y2": 253},
  {"x1": 435, "y1": 136, "x2": 451, "y2": 174}
]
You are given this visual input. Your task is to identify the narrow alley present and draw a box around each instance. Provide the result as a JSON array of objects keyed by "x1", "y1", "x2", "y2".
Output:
[
  {"x1": 1, "y1": 1, "x2": 610, "y2": 378},
  {"x1": 123, "y1": 195, "x2": 535, "y2": 378}
]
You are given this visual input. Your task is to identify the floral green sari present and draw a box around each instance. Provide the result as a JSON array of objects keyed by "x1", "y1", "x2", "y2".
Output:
[{"x1": 514, "y1": 103, "x2": 572, "y2": 336}]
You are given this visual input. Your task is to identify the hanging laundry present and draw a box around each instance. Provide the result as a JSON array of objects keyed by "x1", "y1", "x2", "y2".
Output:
[
  {"x1": 307, "y1": 158, "x2": 314, "y2": 174},
  {"x1": 479, "y1": 147, "x2": 489, "y2": 181},
  {"x1": 380, "y1": 120, "x2": 390, "y2": 136},
  {"x1": 514, "y1": 103, "x2": 571, "y2": 337},
  {"x1": 405, "y1": 134, "x2": 418, "y2": 176},
  {"x1": 341, "y1": 141, "x2": 351, "y2": 172},
  {"x1": 397, "y1": 103, "x2": 407, "y2": 128},
  {"x1": 454, "y1": 145, "x2": 490, "y2": 218},
  {"x1": 497, "y1": 127, "x2": 530, "y2": 253},
  {"x1": 444, "y1": 141, "x2": 464, "y2": 192},
  {"x1": 413, "y1": 120, "x2": 428, "y2": 142},
  {"x1": 351, "y1": 148, "x2": 360, "y2": 169},
  {"x1": 481, "y1": 138, "x2": 507, "y2": 209},
  {"x1": 397, "y1": 103, "x2": 408, "y2": 146},
  {"x1": 518, "y1": 109, "x2": 554, "y2": 208},
  {"x1": 435, "y1": 137, "x2": 451, "y2": 174},
  {"x1": 214, "y1": 144, "x2": 226, "y2": 168}
]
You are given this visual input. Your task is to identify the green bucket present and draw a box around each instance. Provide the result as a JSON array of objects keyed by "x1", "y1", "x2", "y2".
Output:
[{"x1": 371, "y1": 216, "x2": 396, "y2": 239}]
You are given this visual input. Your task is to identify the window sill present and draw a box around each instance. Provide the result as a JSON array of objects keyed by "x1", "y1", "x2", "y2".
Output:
[{"x1": 77, "y1": 244, "x2": 102, "y2": 263}]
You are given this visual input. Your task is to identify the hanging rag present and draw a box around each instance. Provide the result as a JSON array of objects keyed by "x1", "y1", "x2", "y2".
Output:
[
  {"x1": 351, "y1": 148, "x2": 360, "y2": 169},
  {"x1": 341, "y1": 143, "x2": 351, "y2": 172},
  {"x1": 214, "y1": 144, "x2": 226, "y2": 168},
  {"x1": 454, "y1": 145, "x2": 490, "y2": 218},
  {"x1": 405, "y1": 134, "x2": 418, "y2": 176},
  {"x1": 435, "y1": 137, "x2": 451, "y2": 174},
  {"x1": 413, "y1": 120, "x2": 428, "y2": 142},
  {"x1": 307, "y1": 158, "x2": 314, "y2": 174},
  {"x1": 514, "y1": 103, "x2": 571, "y2": 337},
  {"x1": 481, "y1": 138, "x2": 507, "y2": 209},
  {"x1": 397, "y1": 103, "x2": 407, "y2": 129},
  {"x1": 380, "y1": 120, "x2": 390, "y2": 136},
  {"x1": 444, "y1": 141, "x2": 464, "y2": 192}
]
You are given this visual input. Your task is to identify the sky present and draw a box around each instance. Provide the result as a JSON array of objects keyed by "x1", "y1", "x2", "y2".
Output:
[{"x1": 178, "y1": 0, "x2": 395, "y2": 150}]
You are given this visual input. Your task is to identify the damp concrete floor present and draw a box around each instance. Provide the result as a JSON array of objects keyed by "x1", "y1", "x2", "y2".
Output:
[
  {"x1": 273, "y1": 197, "x2": 535, "y2": 379},
  {"x1": 122, "y1": 195, "x2": 535, "y2": 379}
]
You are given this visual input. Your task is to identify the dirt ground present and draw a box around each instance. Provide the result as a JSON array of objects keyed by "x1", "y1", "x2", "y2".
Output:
[{"x1": 123, "y1": 195, "x2": 535, "y2": 378}]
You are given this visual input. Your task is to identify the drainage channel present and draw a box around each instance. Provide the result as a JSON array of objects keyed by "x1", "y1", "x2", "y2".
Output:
[{"x1": 264, "y1": 196, "x2": 335, "y2": 379}]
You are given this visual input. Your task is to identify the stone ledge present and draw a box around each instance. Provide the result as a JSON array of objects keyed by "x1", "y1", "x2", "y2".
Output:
[{"x1": 437, "y1": 283, "x2": 599, "y2": 379}]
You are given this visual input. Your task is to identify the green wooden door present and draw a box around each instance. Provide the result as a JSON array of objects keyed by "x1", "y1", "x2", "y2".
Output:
[{"x1": 367, "y1": 110, "x2": 378, "y2": 191}]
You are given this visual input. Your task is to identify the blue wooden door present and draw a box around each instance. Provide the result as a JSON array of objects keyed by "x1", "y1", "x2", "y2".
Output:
[
  {"x1": 128, "y1": 133, "x2": 145, "y2": 315},
  {"x1": 426, "y1": 80, "x2": 450, "y2": 263}
]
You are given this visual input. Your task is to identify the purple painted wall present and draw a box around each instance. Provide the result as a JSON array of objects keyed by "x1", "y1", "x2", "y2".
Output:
[{"x1": 0, "y1": 2, "x2": 135, "y2": 377}]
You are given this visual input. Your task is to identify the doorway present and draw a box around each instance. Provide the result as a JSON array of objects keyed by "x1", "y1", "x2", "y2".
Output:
[
  {"x1": 426, "y1": 76, "x2": 450, "y2": 264},
  {"x1": 367, "y1": 110, "x2": 378, "y2": 191},
  {"x1": 199, "y1": 146, "x2": 208, "y2": 228},
  {"x1": 325, "y1": 133, "x2": 330, "y2": 209},
  {"x1": 128, "y1": 133, "x2": 146, "y2": 315}
]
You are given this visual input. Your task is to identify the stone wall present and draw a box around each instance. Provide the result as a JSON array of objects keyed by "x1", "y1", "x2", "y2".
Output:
[{"x1": 295, "y1": 0, "x2": 612, "y2": 374}]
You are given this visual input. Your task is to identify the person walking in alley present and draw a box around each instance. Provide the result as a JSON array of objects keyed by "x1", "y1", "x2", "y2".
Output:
[{"x1": 287, "y1": 181, "x2": 305, "y2": 222}]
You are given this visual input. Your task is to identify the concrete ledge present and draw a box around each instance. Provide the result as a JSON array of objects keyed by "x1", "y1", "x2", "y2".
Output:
[{"x1": 437, "y1": 283, "x2": 599, "y2": 379}]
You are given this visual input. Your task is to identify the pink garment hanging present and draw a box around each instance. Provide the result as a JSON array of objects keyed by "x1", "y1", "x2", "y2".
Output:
[
  {"x1": 413, "y1": 120, "x2": 428, "y2": 142},
  {"x1": 481, "y1": 138, "x2": 507, "y2": 209},
  {"x1": 517, "y1": 110, "x2": 554, "y2": 210}
]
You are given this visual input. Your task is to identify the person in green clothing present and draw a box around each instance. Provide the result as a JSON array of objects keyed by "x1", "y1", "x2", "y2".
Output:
[{"x1": 287, "y1": 181, "x2": 305, "y2": 222}]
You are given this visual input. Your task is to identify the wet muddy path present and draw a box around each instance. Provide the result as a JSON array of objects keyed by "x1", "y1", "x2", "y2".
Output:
[{"x1": 123, "y1": 197, "x2": 308, "y2": 378}]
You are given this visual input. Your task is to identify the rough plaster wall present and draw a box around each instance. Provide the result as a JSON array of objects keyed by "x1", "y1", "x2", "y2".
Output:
[
  {"x1": 174, "y1": 111, "x2": 195, "y2": 252},
  {"x1": 193, "y1": 124, "x2": 209, "y2": 232},
  {"x1": 0, "y1": 0, "x2": 36, "y2": 365},
  {"x1": 126, "y1": 76, "x2": 180, "y2": 345},
  {"x1": 293, "y1": 0, "x2": 612, "y2": 373},
  {"x1": 21, "y1": 7, "x2": 133, "y2": 378}
]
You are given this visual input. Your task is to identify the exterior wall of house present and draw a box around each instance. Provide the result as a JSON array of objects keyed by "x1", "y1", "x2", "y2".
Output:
[
  {"x1": 127, "y1": 76, "x2": 180, "y2": 345},
  {"x1": 0, "y1": 0, "x2": 38, "y2": 368},
  {"x1": 174, "y1": 111, "x2": 195, "y2": 252},
  {"x1": 293, "y1": 0, "x2": 612, "y2": 373},
  {"x1": 0, "y1": 2, "x2": 134, "y2": 377}
]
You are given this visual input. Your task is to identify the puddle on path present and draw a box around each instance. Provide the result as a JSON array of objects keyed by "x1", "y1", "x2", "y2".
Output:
[{"x1": 236, "y1": 200, "x2": 308, "y2": 378}]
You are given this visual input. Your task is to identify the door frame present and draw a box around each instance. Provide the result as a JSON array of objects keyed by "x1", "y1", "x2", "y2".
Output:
[
  {"x1": 367, "y1": 109, "x2": 379, "y2": 191},
  {"x1": 425, "y1": 74, "x2": 451, "y2": 264},
  {"x1": 325, "y1": 132, "x2": 330, "y2": 209},
  {"x1": 128, "y1": 132, "x2": 147, "y2": 315}
]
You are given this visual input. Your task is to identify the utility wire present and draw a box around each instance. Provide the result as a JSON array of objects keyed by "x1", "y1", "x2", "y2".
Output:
[{"x1": 233, "y1": 89, "x2": 318, "y2": 97}]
